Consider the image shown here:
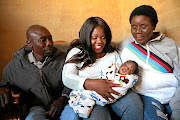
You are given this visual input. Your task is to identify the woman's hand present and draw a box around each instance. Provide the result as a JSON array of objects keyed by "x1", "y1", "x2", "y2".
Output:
[{"x1": 84, "y1": 79, "x2": 122, "y2": 101}]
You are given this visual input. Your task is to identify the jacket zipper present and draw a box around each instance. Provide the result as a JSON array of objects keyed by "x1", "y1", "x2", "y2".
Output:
[
  {"x1": 146, "y1": 43, "x2": 150, "y2": 64},
  {"x1": 39, "y1": 69, "x2": 51, "y2": 104}
]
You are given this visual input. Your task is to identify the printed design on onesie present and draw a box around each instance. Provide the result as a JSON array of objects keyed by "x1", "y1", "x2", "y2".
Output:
[{"x1": 69, "y1": 91, "x2": 95, "y2": 115}]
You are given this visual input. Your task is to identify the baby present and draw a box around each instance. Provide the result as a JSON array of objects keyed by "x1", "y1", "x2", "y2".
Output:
[{"x1": 69, "y1": 60, "x2": 139, "y2": 118}]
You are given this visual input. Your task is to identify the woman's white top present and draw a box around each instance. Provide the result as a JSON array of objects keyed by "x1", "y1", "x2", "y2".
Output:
[{"x1": 62, "y1": 48, "x2": 122, "y2": 90}]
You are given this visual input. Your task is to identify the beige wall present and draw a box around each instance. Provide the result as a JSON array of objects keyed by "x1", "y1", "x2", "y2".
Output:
[{"x1": 0, "y1": 0, "x2": 180, "y2": 80}]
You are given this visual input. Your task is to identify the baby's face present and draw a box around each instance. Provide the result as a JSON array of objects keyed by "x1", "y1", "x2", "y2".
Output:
[{"x1": 119, "y1": 61, "x2": 136, "y2": 75}]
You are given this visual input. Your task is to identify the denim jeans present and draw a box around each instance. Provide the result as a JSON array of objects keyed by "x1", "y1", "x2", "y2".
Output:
[
  {"x1": 60, "y1": 89, "x2": 143, "y2": 120},
  {"x1": 25, "y1": 106, "x2": 49, "y2": 120},
  {"x1": 60, "y1": 104, "x2": 111, "y2": 120},
  {"x1": 111, "y1": 89, "x2": 143, "y2": 120},
  {"x1": 141, "y1": 95, "x2": 172, "y2": 120}
]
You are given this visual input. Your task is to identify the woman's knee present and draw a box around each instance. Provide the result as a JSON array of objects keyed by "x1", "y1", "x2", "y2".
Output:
[
  {"x1": 142, "y1": 96, "x2": 168, "y2": 120},
  {"x1": 25, "y1": 106, "x2": 48, "y2": 120},
  {"x1": 118, "y1": 90, "x2": 143, "y2": 109},
  {"x1": 87, "y1": 105, "x2": 111, "y2": 120},
  {"x1": 60, "y1": 104, "x2": 79, "y2": 120},
  {"x1": 111, "y1": 90, "x2": 143, "y2": 119}
]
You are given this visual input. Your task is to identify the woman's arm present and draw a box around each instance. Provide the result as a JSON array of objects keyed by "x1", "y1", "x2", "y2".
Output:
[
  {"x1": 84, "y1": 51, "x2": 123, "y2": 101},
  {"x1": 62, "y1": 48, "x2": 87, "y2": 90},
  {"x1": 63, "y1": 49, "x2": 122, "y2": 100},
  {"x1": 84, "y1": 78, "x2": 122, "y2": 101}
]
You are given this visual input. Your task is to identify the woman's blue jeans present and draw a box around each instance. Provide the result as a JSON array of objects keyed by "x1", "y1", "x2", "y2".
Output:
[
  {"x1": 140, "y1": 95, "x2": 172, "y2": 120},
  {"x1": 60, "y1": 89, "x2": 143, "y2": 120}
]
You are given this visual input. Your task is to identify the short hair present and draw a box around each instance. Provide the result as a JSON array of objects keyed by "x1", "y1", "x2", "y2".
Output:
[
  {"x1": 127, "y1": 60, "x2": 139, "y2": 75},
  {"x1": 129, "y1": 5, "x2": 158, "y2": 27},
  {"x1": 26, "y1": 25, "x2": 49, "y2": 42}
]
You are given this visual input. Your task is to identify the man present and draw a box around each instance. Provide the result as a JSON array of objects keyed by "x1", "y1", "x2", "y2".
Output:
[{"x1": 0, "y1": 25, "x2": 71, "y2": 119}]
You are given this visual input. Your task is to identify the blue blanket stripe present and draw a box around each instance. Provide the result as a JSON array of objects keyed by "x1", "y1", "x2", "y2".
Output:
[{"x1": 128, "y1": 43, "x2": 169, "y2": 73}]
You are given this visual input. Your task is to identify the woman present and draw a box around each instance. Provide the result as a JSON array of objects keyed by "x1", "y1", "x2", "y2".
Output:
[
  {"x1": 119, "y1": 5, "x2": 180, "y2": 120},
  {"x1": 60, "y1": 17, "x2": 143, "y2": 120}
]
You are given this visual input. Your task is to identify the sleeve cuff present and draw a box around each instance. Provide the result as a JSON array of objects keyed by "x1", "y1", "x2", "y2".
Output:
[{"x1": 61, "y1": 94, "x2": 70, "y2": 99}]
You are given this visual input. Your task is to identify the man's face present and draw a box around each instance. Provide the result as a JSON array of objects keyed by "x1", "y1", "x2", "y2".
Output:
[
  {"x1": 131, "y1": 15, "x2": 155, "y2": 44},
  {"x1": 30, "y1": 27, "x2": 54, "y2": 58}
]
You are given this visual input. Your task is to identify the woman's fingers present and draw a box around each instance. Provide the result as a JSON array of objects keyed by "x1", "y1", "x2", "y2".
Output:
[
  {"x1": 102, "y1": 91, "x2": 121, "y2": 101},
  {"x1": 110, "y1": 89, "x2": 122, "y2": 96},
  {"x1": 105, "y1": 92, "x2": 116, "y2": 100},
  {"x1": 85, "y1": 79, "x2": 122, "y2": 100},
  {"x1": 101, "y1": 94, "x2": 110, "y2": 101},
  {"x1": 105, "y1": 80, "x2": 122, "y2": 98},
  {"x1": 106, "y1": 79, "x2": 122, "y2": 87}
]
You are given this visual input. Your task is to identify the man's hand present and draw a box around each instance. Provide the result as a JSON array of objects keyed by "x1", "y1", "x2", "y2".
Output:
[
  {"x1": 46, "y1": 96, "x2": 68, "y2": 119},
  {"x1": 11, "y1": 90, "x2": 20, "y2": 104},
  {"x1": 0, "y1": 87, "x2": 10, "y2": 108}
]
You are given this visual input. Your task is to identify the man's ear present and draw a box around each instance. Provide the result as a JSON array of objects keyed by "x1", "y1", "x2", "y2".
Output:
[{"x1": 26, "y1": 40, "x2": 32, "y2": 48}]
